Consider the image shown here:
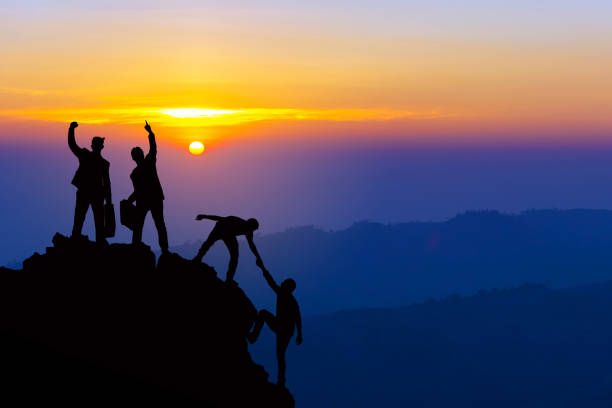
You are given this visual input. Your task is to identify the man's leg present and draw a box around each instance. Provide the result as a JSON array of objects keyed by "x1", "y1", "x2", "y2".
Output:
[
  {"x1": 193, "y1": 232, "x2": 218, "y2": 262},
  {"x1": 276, "y1": 335, "x2": 291, "y2": 387},
  {"x1": 131, "y1": 206, "x2": 148, "y2": 245},
  {"x1": 91, "y1": 197, "x2": 105, "y2": 243},
  {"x1": 223, "y1": 237, "x2": 239, "y2": 282},
  {"x1": 71, "y1": 190, "x2": 89, "y2": 238},
  {"x1": 151, "y1": 201, "x2": 169, "y2": 252},
  {"x1": 248, "y1": 309, "x2": 277, "y2": 344}
]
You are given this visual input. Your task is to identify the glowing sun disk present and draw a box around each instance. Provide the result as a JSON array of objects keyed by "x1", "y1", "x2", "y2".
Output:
[{"x1": 189, "y1": 141, "x2": 205, "y2": 155}]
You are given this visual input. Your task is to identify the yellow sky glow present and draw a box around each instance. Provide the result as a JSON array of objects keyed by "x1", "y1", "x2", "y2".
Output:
[
  {"x1": 1, "y1": 3, "x2": 611, "y2": 145},
  {"x1": 158, "y1": 108, "x2": 244, "y2": 118},
  {"x1": 0, "y1": 107, "x2": 456, "y2": 128}
]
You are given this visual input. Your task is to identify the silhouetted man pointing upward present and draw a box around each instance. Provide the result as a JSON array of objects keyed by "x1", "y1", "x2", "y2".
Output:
[
  {"x1": 127, "y1": 121, "x2": 169, "y2": 253},
  {"x1": 193, "y1": 215, "x2": 263, "y2": 283},
  {"x1": 67, "y1": 121, "x2": 112, "y2": 244}
]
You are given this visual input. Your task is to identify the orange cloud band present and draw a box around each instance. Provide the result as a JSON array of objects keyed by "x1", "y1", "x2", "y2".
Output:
[{"x1": 0, "y1": 106, "x2": 458, "y2": 127}]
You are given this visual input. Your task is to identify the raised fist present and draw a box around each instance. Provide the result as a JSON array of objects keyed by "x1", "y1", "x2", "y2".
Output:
[{"x1": 70, "y1": 121, "x2": 78, "y2": 129}]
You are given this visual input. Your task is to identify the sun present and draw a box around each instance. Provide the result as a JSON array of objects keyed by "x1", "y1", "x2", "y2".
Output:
[{"x1": 189, "y1": 141, "x2": 205, "y2": 155}]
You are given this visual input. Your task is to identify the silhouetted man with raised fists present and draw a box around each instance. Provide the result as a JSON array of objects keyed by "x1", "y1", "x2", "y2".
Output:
[
  {"x1": 68, "y1": 121, "x2": 112, "y2": 244},
  {"x1": 127, "y1": 121, "x2": 169, "y2": 253},
  {"x1": 248, "y1": 267, "x2": 302, "y2": 387},
  {"x1": 192, "y1": 215, "x2": 262, "y2": 283}
]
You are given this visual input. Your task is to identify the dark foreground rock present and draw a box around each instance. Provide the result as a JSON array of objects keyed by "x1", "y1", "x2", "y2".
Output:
[{"x1": 0, "y1": 234, "x2": 294, "y2": 407}]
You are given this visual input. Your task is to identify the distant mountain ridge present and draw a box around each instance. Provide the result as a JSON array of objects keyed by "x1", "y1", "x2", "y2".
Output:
[{"x1": 171, "y1": 209, "x2": 612, "y2": 315}]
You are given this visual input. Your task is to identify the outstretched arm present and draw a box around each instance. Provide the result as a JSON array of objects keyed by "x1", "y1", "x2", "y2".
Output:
[
  {"x1": 144, "y1": 121, "x2": 157, "y2": 157},
  {"x1": 67, "y1": 122, "x2": 81, "y2": 156},
  {"x1": 246, "y1": 233, "x2": 264, "y2": 267},
  {"x1": 295, "y1": 304, "x2": 303, "y2": 345},
  {"x1": 261, "y1": 267, "x2": 280, "y2": 293},
  {"x1": 195, "y1": 214, "x2": 223, "y2": 221}
]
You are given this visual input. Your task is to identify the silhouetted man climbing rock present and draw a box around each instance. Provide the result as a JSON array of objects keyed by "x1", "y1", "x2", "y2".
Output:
[
  {"x1": 248, "y1": 267, "x2": 302, "y2": 387},
  {"x1": 192, "y1": 215, "x2": 263, "y2": 283},
  {"x1": 127, "y1": 121, "x2": 169, "y2": 253},
  {"x1": 68, "y1": 121, "x2": 112, "y2": 244}
]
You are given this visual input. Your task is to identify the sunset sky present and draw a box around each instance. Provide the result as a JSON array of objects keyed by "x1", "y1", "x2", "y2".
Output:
[
  {"x1": 1, "y1": 1, "x2": 612, "y2": 263},
  {"x1": 2, "y1": 0, "x2": 611, "y2": 143}
]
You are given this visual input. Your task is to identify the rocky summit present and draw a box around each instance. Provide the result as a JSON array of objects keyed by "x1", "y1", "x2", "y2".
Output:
[{"x1": 0, "y1": 233, "x2": 294, "y2": 407}]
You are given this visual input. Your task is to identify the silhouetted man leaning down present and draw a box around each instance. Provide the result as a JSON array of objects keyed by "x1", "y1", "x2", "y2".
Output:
[
  {"x1": 248, "y1": 267, "x2": 302, "y2": 387},
  {"x1": 127, "y1": 121, "x2": 168, "y2": 253},
  {"x1": 68, "y1": 121, "x2": 112, "y2": 244},
  {"x1": 193, "y1": 215, "x2": 262, "y2": 283}
]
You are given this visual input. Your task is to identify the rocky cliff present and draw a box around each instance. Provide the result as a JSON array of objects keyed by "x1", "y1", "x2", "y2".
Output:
[{"x1": 0, "y1": 234, "x2": 294, "y2": 407}]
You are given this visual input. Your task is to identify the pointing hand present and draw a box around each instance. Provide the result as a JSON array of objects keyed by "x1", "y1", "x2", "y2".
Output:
[
  {"x1": 70, "y1": 121, "x2": 78, "y2": 129},
  {"x1": 144, "y1": 120, "x2": 152, "y2": 133}
]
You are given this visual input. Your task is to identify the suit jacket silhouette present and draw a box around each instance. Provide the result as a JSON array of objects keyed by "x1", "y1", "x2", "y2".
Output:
[
  {"x1": 69, "y1": 134, "x2": 111, "y2": 199},
  {"x1": 129, "y1": 134, "x2": 164, "y2": 206}
]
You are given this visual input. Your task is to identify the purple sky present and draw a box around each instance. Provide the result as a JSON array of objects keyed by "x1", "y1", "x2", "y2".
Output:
[{"x1": 3, "y1": 136, "x2": 612, "y2": 266}]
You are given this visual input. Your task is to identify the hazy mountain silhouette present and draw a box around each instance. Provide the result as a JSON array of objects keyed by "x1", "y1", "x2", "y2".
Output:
[
  {"x1": 172, "y1": 209, "x2": 612, "y2": 314},
  {"x1": 0, "y1": 234, "x2": 294, "y2": 407},
  {"x1": 249, "y1": 282, "x2": 612, "y2": 407}
]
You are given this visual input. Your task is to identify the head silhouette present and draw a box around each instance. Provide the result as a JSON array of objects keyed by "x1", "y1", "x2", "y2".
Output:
[
  {"x1": 281, "y1": 278, "x2": 296, "y2": 293},
  {"x1": 91, "y1": 137, "x2": 105, "y2": 153},
  {"x1": 131, "y1": 147, "x2": 145, "y2": 164},
  {"x1": 247, "y1": 218, "x2": 259, "y2": 232}
]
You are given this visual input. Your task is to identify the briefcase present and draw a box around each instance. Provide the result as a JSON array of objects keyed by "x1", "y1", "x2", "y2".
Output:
[
  {"x1": 120, "y1": 199, "x2": 137, "y2": 231},
  {"x1": 104, "y1": 203, "x2": 116, "y2": 238}
]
